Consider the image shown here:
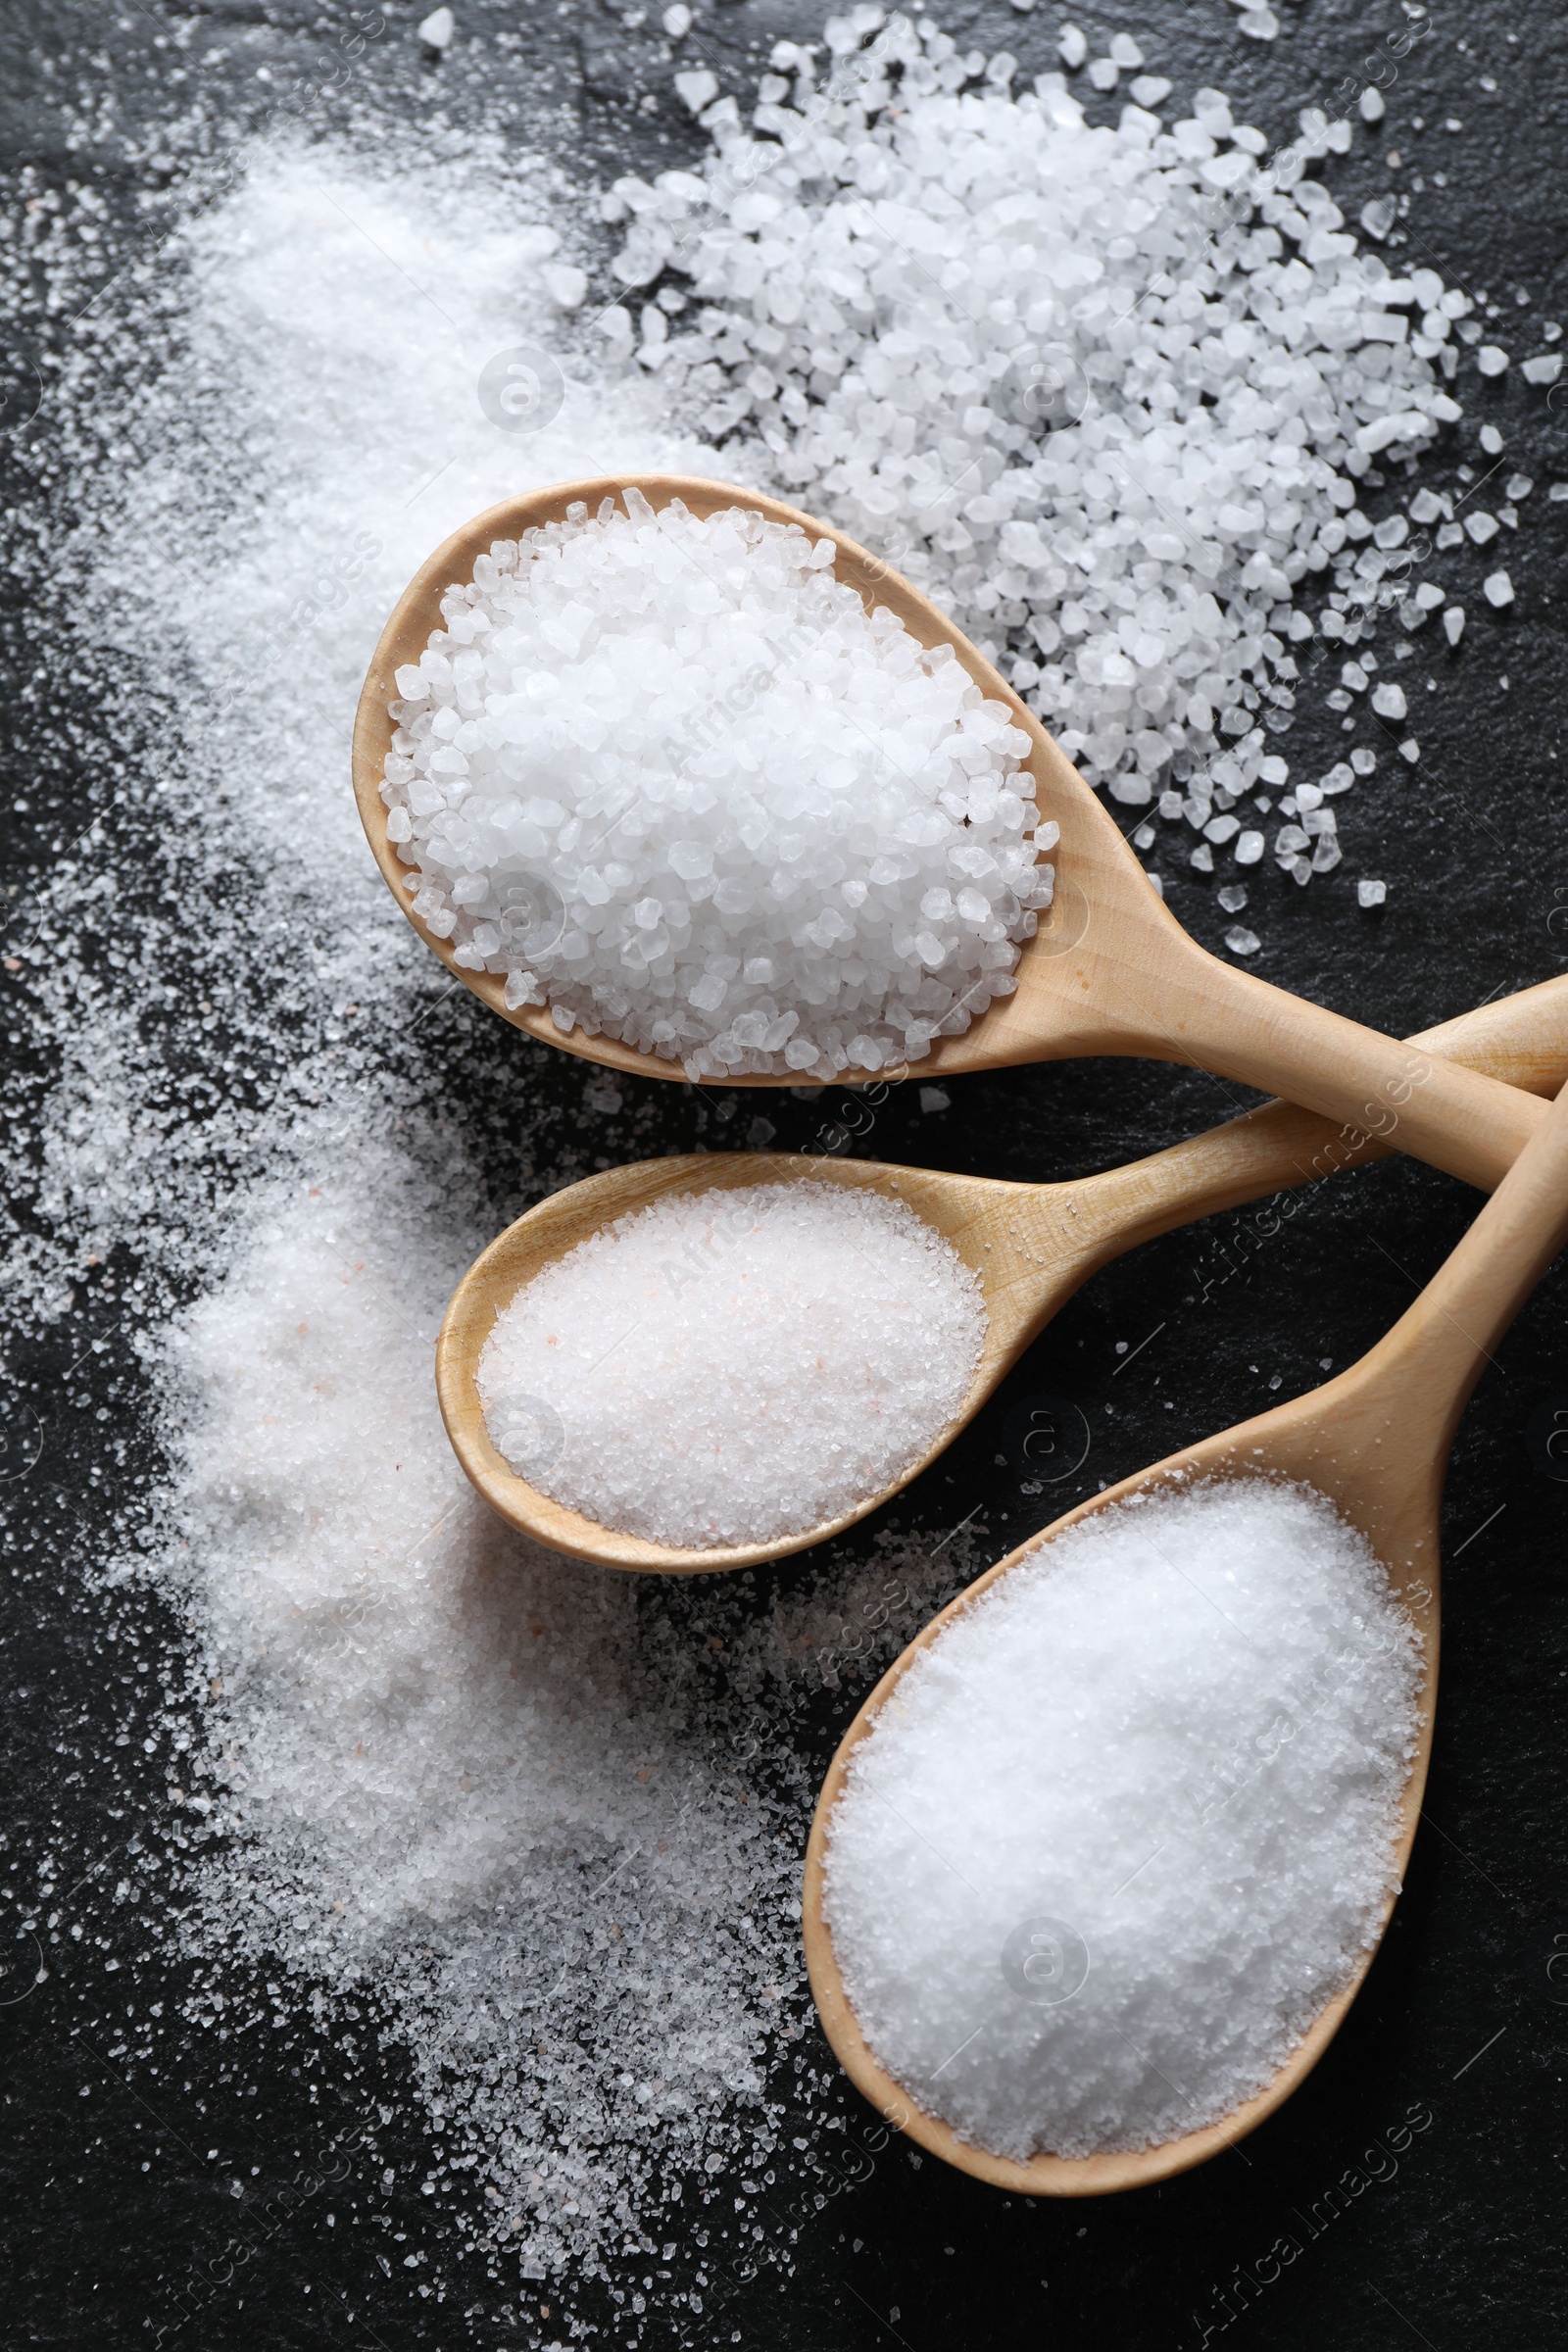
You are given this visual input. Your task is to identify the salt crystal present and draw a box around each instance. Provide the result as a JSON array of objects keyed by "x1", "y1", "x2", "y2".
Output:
[
  {"x1": 1484, "y1": 570, "x2": 1516, "y2": 608},
  {"x1": 1523, "y1": 354, "x2": 1564, "y2": 385},
  {"x1": 1476, "y1": 345, "x2": 1510, "y2": 375},
  {"x1": 1371, "y1": 682, "x2": 1407, "y2": 720},
  {"x1": 1443, "y1": 606, "x2": 1466, "y2": 646},
  {"x1": 662, "y1": 2, "x2": 692, "y2": 32},
  {"x1": 1216, "y1": 884, "x2": 1248, "y2": 913},
  {"x1": 1398, "y1": 738, "x2": 1421, "y2": 762},
  {"x1": 1057, "y1": 23, "x2": 1088, "y2": 69},
  {"x1": 1359, "y1": 86, "x2": 1386, "y2": 123},
  {"x1": 478, "y1": 1183, "x2": 986, "y2": 1548},
  {"x1": 1357, "y1": 878, "x2": 1388, "y2": 906},
  {"x1": 822, "y1": 1479, "x2": 1420, "y2": 2159},
  {"x1": 416, "y1": 5, "x2": 455, "y2": 49},
  {"x1": 1224, "y1": 924, "x2": 1260, "y2": 955},
  {"x1": 674, "y1": 67, "x2": 719, "y2": 113},
  {"x1": 541, "y1": 263, "x2": 587, "y2": 310}
]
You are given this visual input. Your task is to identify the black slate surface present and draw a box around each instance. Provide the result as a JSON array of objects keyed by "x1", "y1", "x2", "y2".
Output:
[{"x1": 2, "y1": 3, "x2": 1566, "y2": 2348}]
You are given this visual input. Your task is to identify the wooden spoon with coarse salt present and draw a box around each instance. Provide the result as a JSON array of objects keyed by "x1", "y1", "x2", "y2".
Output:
[{"x1": 354, "y1": 473, "x2": 1547, "y2": 1194}]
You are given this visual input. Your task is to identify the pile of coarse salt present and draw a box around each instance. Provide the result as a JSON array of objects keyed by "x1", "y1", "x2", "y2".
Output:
[
  {"x1": 611, "y1": 13, "x2": 1473, "y2": 894},
  {"x1": 479, "y1": 1178, "x2": 987, "y2": 1546},
  {"x1": 386, "y1": 496, "x2": 1054, "y2": 1078},
  {"x1": 822, "y1": 1476, "x2": 1421, "y2": 2161}
]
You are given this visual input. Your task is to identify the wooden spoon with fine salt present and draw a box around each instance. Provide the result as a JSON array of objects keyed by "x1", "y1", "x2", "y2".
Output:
[
  {"x1": 801, "y1": 1071, "x2": 1568, "y2": 2196},
  {"x1": 436, "y1": 971, "x2": 1568, "y2": 1574},
  {"x1": 354, "y1": 474, "x2": 1546, "y2": 1195}
]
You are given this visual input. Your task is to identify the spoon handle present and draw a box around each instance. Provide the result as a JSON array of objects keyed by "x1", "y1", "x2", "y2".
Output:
[
  {"x1": 1360, "y1": 1069, "x2": 1568, "y2": 1452},
  {"x1": 1109, "y1": 937, "x2": 1546, "y2": 1195},
  {"x1": 1043, "y1": 974, "x2": 1568, "y2": 1276}
]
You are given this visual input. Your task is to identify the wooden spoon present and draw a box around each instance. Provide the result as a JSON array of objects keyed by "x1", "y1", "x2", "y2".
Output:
[
  {"x1": 353, "y1": 473, "x2": 1545, "y2": 1195},
  {"x1": 436, "y1": 972, "x2": 1568, "y2": 1574},
  {"x1": 802, "y1": 1068, "x2": 1568, "y2": 2197}
]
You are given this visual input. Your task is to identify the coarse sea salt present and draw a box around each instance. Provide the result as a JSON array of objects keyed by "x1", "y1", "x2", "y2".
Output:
[
  {"x1": 822, "y1": 1477, "x2": 1421, "y2": 2160},
  {"x1": 386, "y1": 499, "x2": 1054, "y2": 1079},
  {"x1": 478, "y1": 1179, "x2": 987, "y2": 1546},
  {"x1": 611, "y1": 13, "x2": 1482, "y2": 893}
]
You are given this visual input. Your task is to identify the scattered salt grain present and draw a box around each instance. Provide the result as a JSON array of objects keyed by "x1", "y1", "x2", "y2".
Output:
[
  {"x1": 1358, "y1": 86, "x2": 1386, "y2": 123},
  {"x1": 1484, "y1": 570, "x2": 1516, "y2": 608},
  {"x1": 388, "y1": 500, "x2": 1051, "y2": 1080},
  {"x1": 1224, "y1": 925, "x2": 1260, "y2": 956},
  {"x1": 478, "y1": 1182, "x2": 986, "y2": 1548},
  {"x1": 1371, "y1": 682, "x2": 1407, "y2": 720},
  {"x1": 416, "y1": 6, "x2": 455, "y2": 50},
  {"x1": 1444, "y1": 606, "x2": 1466, "y2": 646},
  {"x1": 1522, "y1": 354, "x2": 1564, "y2": 386},
  {"x1": 674, "y1": 67, "x2": 719, "y2": 114},
  {"x1": 821, "y1": 1478, "x2": 1420, "y2": 2159},
  {"x1": 1357, "y1": 879, "x2": 1388, "y2": 907},
  {"x1": 1476, "y1": 345, "x2": 1510, "y2": 376},
  {"x1": 1057, "y1": 24, "x2": 1088, "y2": 70}
]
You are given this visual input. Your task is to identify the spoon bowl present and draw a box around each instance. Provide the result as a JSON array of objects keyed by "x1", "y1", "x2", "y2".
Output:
[
  {"x1": 355, "y1": 474, "x2": 1546, "y2": 1194},
  {"x1": 436, "y1": 974, "x2": 1568, "y2": 1573},
  {"x1": 801, "y1": 1069, "x2": 1568, "y2": 2193}
]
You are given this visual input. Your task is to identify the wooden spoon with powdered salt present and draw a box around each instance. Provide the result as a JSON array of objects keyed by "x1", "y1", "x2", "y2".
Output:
[
  {"x1": 355, "y1": 474, "x2": 1547, "y2": 1196},
  {"x1": 435, "y1": 971, "x2": 1568, "y2": 1575},
  {"x1": 801, "y1": 1063, "x2": 1568, "y2": 2196}
]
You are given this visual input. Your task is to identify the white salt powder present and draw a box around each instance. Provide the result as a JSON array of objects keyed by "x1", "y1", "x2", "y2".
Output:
[
  {"x1": 479, "y1": 1180, "x2": 987, "y2": 1547},
  {"x1": 822, "y1": 1477, "x2": 1421, "y2": 2161},
  {"x1": 386, "y1": 498, "x2": 1054, "y2": 1079}
]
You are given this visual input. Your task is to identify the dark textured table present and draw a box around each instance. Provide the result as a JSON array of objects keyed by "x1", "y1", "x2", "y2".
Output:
[{"x1": 2, "y1": 4, "x2": 1565, "y2": 2347}]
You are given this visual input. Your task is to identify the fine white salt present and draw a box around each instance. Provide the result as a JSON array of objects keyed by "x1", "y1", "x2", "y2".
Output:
[
  {"x1": 822, "y1": 1477, "x2": 1421, "y2": 2160},
  {"x1": 387, "y1": 500, "x2": 1054, "y2": 1079},
  {"x1": 478, "y1": 1181, "x2": 987, "y2": 1547}
]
